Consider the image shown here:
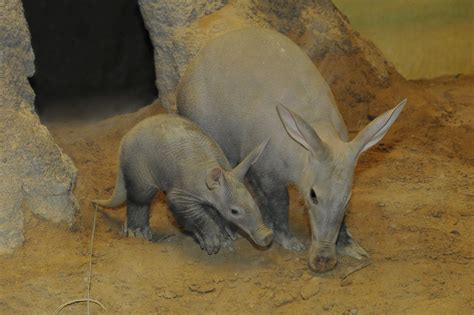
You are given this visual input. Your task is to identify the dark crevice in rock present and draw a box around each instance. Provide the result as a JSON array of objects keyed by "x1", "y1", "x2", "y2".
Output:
[{"x1": 22, "y1": 0, "x2": 158, "y2": 121}]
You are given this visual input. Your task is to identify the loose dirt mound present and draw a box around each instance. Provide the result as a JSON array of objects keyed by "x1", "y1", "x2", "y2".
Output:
[{"x1": 0, "y1": 75, "x2": 472, "y2": 313}]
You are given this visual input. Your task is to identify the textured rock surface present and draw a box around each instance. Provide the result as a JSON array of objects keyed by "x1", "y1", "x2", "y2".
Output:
[
  {"x1": 0, "y1": 0, "x2": 35, "y2": 110},
  {"x1": 0, "y1": 0, "x2": 78, "y2": 254},
  {"x1": 139, "y1": 0, "x2": 395, "y2": 124}
]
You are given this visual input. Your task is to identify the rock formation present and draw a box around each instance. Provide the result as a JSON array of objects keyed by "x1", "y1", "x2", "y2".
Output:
[
  {"x1": 0, "y1": 0, "x2": 78, "y2": 254},
  {"x1": 138, "y1": 0, "x2": 398, "y2": 128}
]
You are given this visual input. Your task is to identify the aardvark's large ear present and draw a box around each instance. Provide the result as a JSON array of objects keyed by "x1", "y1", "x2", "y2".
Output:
[
  {"x1": 352, "y1": 99, "x2": 407, "y2": 155},
  {"x1": 276, "y1": 103, "x2": 328, "y2": 160},
  {"x1": 206, "y1": 167, "x2": 224, "y2": 190},
  {"x1": 232, "y1": 138, "x2": 270, "y2": 180}
]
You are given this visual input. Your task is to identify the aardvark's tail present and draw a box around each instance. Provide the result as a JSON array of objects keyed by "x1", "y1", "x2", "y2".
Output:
[{"x1": 92, "y1": 167, "x2": 126, "y2": 208}]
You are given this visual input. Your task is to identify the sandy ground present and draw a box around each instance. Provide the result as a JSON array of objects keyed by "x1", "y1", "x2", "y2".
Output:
[{"x1": 0, "y1": 75, "x2": 472, "y2": 314}]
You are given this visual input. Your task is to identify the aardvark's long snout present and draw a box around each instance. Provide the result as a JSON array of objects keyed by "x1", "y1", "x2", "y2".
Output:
[
  {"x1": 250, "y1": 224, "x2": 273, "y2": 247},
  {"x1": 308, "y1": 240, "x2": 337, "y2": 273}
]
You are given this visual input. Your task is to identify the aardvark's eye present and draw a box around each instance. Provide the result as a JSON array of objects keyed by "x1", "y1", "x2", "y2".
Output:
[
  {"x1": 231, "y1": 208, "x2": 242, "y2": 216},
  {"x1": 310, "y1": 189, "x2": 318, "y2": 205}
]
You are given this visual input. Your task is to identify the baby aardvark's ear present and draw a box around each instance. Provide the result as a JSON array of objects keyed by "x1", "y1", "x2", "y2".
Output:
[
  {"x1": 206, "y1": 167, "x2": 224, "y2": 190},
  {"x1": 232, "y1": 138, "x2": 270, "y2": 180},
  {"x1": 351, "y1": 99, "x2": 407, "y2": 156}
]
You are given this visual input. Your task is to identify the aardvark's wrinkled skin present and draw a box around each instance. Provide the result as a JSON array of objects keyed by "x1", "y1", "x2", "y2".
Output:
[
  {"x1": 94, "y1": 114, "x2": 272, "y2": 254},
  {"x1": 177, "y1": 28, "x2": 406, "y2": 272}
]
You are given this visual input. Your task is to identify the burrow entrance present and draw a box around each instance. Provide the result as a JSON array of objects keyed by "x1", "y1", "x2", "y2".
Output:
[{"x1": 22, "y1": 0, "x2": 157, "y2": 121}]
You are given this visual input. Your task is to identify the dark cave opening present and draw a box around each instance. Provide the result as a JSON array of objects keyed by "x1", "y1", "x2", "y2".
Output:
[{"x1": 22, "y1": 0, "x2": 158, "y2": 121}]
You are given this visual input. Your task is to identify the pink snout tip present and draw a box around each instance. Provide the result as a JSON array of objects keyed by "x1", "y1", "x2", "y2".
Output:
[
  {"x1": 308, "y1": 255, "x2": 338, "y2": 273},
  {"x1": 308, "y1": 241, "x2": 337, "y2": 273},
  {"x1": 252, "y1": 225, "x2": 273, "y2": 247}
]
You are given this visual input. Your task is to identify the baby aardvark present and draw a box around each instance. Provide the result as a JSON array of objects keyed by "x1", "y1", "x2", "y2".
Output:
[{"x1": 94, "y1": 114, "x2": 272, "y2": 254}]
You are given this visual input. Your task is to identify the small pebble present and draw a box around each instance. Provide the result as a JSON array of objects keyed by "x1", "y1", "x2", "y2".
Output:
[
  {"x1": 301, "y1": 274, "x2": 313, "y2": 281},
  {"x1": 273, "y1": 292, "x2": 295, "y2": 307},
  {"x1": 158, "y1": 289, "x2": 179, "y2": 299},
  {"x1": 450, "y1": 230, "x2": 460, "y2": 236},
  {"x1": 300, "y1": 278, "x2": 320, "y2": 300},
  {"x1": 188, "y1": 282, "x2": 215, "y2": 294},
  {"x1": 323, "y1": 303, "x2": 334, "y2": 311},
  {"x1": 340, "y1": 278, "x2": 353, "y2": 287}
]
